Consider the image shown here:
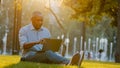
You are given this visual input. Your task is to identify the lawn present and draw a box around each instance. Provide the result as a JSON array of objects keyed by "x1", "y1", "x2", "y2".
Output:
[{"x1": 0, "y1": 55, "x2": 120, "y2": 68}]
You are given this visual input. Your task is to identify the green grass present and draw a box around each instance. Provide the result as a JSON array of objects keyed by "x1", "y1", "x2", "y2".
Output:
[{"x1": 0, "y1": 55, "x2": 120, "y2": 68}]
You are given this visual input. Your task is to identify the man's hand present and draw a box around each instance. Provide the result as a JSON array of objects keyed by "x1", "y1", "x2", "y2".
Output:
[{"x1": 38, "y1": 38, "x2": 46, "y2": 45}]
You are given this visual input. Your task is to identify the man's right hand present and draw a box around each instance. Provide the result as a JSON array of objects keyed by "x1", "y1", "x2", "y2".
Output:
[{"x1": 38, "y1": 38, "x2": 46, "y2": 45}]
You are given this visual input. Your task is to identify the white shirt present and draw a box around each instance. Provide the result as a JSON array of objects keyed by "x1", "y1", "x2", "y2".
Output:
[{"x1": 19, "y1": 23, "x2": 51, "y2": 57}]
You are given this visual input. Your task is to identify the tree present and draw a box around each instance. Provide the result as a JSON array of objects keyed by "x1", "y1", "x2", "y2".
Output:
[
  {"x1": 12, "y1": 0, "x2": 22, "y2": 54},
  {"x1": 63, "y1": 0, "x2": 94, "y2": 50},
  {"x1": 115, "y1": 0, "x2": 120, "y2": 63},
  {"x1": 63, "y1": 0, "x2": 119, "y2": 62}
]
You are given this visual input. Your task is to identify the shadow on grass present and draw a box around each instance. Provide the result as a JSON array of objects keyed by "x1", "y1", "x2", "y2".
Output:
[{"x1": 4, "y1": 61, "x2": 84, "y2": 68}]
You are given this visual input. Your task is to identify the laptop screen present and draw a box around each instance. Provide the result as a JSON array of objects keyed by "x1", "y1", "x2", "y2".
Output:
[{"x1": 42, "y1": 38, "x2": 63, "y2": 52}]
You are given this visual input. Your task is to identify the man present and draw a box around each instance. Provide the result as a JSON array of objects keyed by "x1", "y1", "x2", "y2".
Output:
[
  {"x1": 19, "y1": 11, "x2": 81, "y2": 65},
  {"x1": 98, "y1": 49, "x2": 107, "y2": 61}
]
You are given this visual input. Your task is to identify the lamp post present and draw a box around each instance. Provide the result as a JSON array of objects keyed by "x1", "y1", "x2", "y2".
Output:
[{"x1": 12, "y1": 0, "x2": 22, "y2": 55}]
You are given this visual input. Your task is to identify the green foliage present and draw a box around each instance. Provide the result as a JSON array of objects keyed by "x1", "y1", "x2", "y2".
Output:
[
  {"x1": 63, "y1": 0, "x2": 118, "y2": 27},
  {"x1": 63, "y1": 0, "x2": 93, "y2": 19}
]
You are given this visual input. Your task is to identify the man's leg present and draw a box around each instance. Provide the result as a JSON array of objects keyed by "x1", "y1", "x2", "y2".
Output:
[
  {"x1": 45, "y1": 50, "x2": 70, "y2": 64},
  {"x1": 25, "y1": 52, "x2": 50, "y2": 63}
]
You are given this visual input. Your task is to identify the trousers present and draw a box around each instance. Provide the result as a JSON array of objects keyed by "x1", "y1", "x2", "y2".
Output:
[{"x1": 21, "y1": 50, "x2": 69, "y2": 64}]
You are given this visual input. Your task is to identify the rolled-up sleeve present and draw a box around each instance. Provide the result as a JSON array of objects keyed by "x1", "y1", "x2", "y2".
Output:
[{"x1": 19, "y1": 28, "x2": 27, "y2": 49}]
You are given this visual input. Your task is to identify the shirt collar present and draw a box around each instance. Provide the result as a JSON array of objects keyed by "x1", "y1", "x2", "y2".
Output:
[{"x1": 30, "y1": 23, "x2": 43, "y2": 31}]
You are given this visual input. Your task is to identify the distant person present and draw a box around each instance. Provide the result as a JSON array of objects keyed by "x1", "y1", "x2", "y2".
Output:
[
  {"x1": 19, "y1": 11, "x2": 82, "y2": 65},
  {"x1": 87, "y1": 52, "x2": 91, "y2": 60},
  {"x1": 98, "y1": 49, "x2": 107, "y2": 61}
]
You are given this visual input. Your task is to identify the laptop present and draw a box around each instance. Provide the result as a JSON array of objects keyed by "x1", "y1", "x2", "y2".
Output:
[{"x1": 42, "y1": 38, "x2": 63, "y2": 52}]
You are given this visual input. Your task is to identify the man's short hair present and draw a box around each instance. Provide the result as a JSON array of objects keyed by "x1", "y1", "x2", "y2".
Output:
[{"x1": 32, "y1": 11, "x2": 43, "y2": 18}]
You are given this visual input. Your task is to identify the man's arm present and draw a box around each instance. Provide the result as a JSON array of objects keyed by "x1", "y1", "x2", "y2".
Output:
[
  {"x1": 23, "y1": 41, "x2": 39, "y2": 49},
  {"x1": 19, "y1": 28, "x2": 40, "y2": 50},
  {"x1": 23, "y1": 39, "x2": 46, "y2": 49}
]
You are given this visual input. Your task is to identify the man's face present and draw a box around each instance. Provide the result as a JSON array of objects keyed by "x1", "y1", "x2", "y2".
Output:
[{"x1": 31, "y1": 15, "x2": 43, "y2": 30}]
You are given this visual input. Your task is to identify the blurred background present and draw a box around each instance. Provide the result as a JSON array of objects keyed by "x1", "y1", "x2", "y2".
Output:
[{"x1": 0, "y1": 0, "x2": 119, "y2": 63}]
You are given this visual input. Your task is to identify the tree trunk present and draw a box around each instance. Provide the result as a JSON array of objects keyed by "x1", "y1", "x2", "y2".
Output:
[
  {"x1": 12, "y1": 0, "x2": 22, "y2": 55},
  {"x1": 115, "y1": 0, "x2": 120, "y2": 63}
]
